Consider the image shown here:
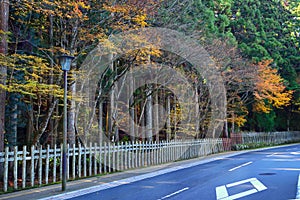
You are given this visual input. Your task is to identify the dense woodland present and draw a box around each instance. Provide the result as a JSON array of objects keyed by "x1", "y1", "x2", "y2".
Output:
[{"x1": 0, "y1": 0, "x2": 299, "y2": 150}]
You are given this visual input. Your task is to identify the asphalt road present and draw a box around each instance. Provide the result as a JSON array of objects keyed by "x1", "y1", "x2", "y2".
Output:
[{"x1": 45, "y1": 144, "x2": 300, "y2": 200}]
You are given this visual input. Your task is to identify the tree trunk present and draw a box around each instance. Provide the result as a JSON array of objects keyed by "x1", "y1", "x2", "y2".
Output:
[
  {"x1": 166, "y1": 95, "x2": 171, "y2": 141},
  {"x1": 129, "y1": 72, "x2": 135, "y2": 141},
  {"x1": 48, "y1": 14, "x2": 55, "y2": 147},
  {"x1": 231, "y1": 111, "x2": 235, "y2": 135},
  {"x1": 154, "y1": 90, "x2": 159, "y2": 143},
  {"x1": 195, "y1": 85, "x2": 200, "y2": 139},
  {"x1": 145, "y1": 86, "x2": 153, "y2": 141},
  {"x1": 0, "y1": 0, "x2": 9, "y2": 179},
  {"x1": 7, "y1": 93, "x2": 18, "y2": 146},
  {"x1": 67, "y1": 74, "x2": 76, "y2": 145},
  {"x1": 98, "y1": 101, "x2": 103, "y2": 145},
  {"x1": 108, "y1": 55, "x2": 114, "y2": 141}
]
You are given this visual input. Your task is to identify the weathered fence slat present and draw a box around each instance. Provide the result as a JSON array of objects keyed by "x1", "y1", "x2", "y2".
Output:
[
  {"x1": 53, "y1": 144, "x2": 57, "y2": 183},
  {"x1": 22, "y1": 146, "x2": 26, "y2": 189},
  {"x1": 72, "y1": 144, "x2": 76, "y2": 180},
  {"x1": 31, "y1": 145, "x2": 34, "y2": 187},
  {"x1": 4, "y1": 147, "x2": 8, "y2": 192},
  {"x1": 78, "y1": 144, "x2": 82, "y2": 178}
]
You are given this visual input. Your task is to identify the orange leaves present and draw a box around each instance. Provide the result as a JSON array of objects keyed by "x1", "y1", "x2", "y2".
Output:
[
  {"x1": 103, "y1": 1, "x2": 153, "y2": 31},
  {"x1": 253, "y1": 60, "x2": 293, "y2": 113}
]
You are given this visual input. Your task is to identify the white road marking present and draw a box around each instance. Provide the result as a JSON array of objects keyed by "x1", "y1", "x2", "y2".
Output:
[
  {"x1": 39, "y1": 152, "x2": 251, "y2": 200},
  {"x1": 215, "y1": 185, "x2": 229, "y2": 199},
  {"x1": 251, "y1": 179, "x2": 267, "y2": 191},
  {"x1": 266, "y1": 153, "x2": 278, "y2": 157},
  {"x1": 222, "y1": 189, "x2": 257, "y2": 200},
  {"x1": 216, "y1": 178, "x2": 267, "y2": 200},
  {"x1": 158, "y1": 187, "x2": 189, "y2": 200},
  {"x1": 296, "y1": 173, "x2": 300, "y2": 199},
  {"x1": 228, "y1": 161, "x2": 253, "y2": 172},
  {"x1": 226, "y1": 178, "x2": 256, "y2": 188}
]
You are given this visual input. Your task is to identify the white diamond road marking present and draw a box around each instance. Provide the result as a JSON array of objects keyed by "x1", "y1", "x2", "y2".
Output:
[{"x1": 216, "y1": 178, "x2": 267, "y2": 200}]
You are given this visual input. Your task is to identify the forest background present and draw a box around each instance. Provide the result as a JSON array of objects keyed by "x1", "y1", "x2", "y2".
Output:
[{"x1": 0, "y1": 0, "x2": 299, "y2": 153}]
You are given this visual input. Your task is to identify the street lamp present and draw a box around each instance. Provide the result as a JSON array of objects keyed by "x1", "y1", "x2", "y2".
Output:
[{"x1": 59, "y1": 54, "x2": 74, "y2": 191}]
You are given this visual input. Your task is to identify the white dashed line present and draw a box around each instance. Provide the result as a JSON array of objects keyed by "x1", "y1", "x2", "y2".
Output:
[
  {"x1": 228, "y1": 161, "x2": 253, "y2": 172},
  {"x1": 158, "y1": 187, "x2": 189, "y2": 200}
]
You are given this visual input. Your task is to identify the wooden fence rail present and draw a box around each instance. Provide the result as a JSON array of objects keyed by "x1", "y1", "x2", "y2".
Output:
[
  {"x1": 240, "y1": 131, "x2": 300, "y2": 144},
  {"x1": 0, "y1": 139, "x2": 225, "y2": 192},
  {"x1": 0, "y1": 131, "x2": 299, "y2": 192}
]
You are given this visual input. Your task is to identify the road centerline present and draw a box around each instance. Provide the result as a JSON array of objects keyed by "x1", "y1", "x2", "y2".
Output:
[
  {"x1": 229, "y1": 161, "x2": 253, "y2": 172},
  {"x1": 158, "y1": 187, "x2": 189, "y2": 200}
]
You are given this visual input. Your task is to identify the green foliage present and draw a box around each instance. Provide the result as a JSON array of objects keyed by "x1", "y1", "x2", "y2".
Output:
[
  {"x1": 232, "y1": 142, "x2": 272, "y2": 150},
  {"x1": 254, "y1": 110, "x2": 276, "y2": 132},
  {"x1": 1, "y1": 0, "x2": 300, "y2": 147},
  {"x1": 230, "y1": 0, "x2": 300, "y2": 131},
  {"x1": 156, "y1": 0, "x2": 236, "y2": 41}
]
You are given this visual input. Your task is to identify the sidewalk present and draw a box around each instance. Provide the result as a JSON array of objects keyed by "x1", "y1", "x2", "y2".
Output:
[{"x1": 1, "y1": 144, "x2": 297, "y2": 200}]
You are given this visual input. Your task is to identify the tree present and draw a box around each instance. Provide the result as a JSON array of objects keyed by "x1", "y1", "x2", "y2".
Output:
[
  {"x1": 4, "y1": 0, "x2": 101, "y2": 146},
  {"x1": 230, "y1": 0, "x2": 299, "y2": 130},
  {"x1": 253, "y1": 60, "x2": 293, "y2": 113},
  {"x1": 0, "y1": 0, "x2": 9, "y2": 151}
]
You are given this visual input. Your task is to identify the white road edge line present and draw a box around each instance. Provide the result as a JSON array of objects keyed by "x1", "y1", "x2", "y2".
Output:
[
  {"x1": 158, "y1": 187, "x2": 189, "y2": 200},
  {"x1": 296, "y1": 173, "x2": 300, "y2": 199},
  {"x1": 228, "y1": 161, "x2": 253, "y2": 172}
]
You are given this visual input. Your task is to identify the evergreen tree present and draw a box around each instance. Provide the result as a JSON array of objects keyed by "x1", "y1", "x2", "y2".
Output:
[{"x1": 230, "y1": 0, "x2": 300, "y2": 131}]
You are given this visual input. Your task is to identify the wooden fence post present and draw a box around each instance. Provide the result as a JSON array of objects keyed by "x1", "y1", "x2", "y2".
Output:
[
  {"x1": 45, "y1": 145, "x2": 49, "y2": 184},
  {"x1": 72, "y1": 144, "x2": 76, "y2": 180},
  {"x1": 3, "y1": 147, "x2": 8, "y2": 192},
  {"x1": 78, "y1": 143, "x2": 82, "y2": 178},
  {"x1": 38, "y1": 146, "x2": 42, "y2": 186},
  {"x1": 60, "y1": 144, "x2": 63, "y2": 181},
  {"x1": 13, "y1": 146, "x2": 18, "y2": 190},
  {"x1": 104, "y1": 142, "x2": 107, "y2": 174},
  {"x1": 31, "y1": 145, "x2": 34, "y2": 187},
  {"x1": 94, "y1": 143, "x2": 97, "y2": 175},
  {"x1": 22, "y1": 146, "x2": 27, "y2": 189},
  {"x1": 108, "y1": 142, "x2": 111, "y2": 173},
  {"x1": 53, "y1": 144, "x2": 57, "y2": 183}
]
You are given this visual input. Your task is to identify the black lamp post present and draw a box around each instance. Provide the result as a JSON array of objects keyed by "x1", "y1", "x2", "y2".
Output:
[{"x1": 59, "y1": 54, "x2": 74, "y2": 191}]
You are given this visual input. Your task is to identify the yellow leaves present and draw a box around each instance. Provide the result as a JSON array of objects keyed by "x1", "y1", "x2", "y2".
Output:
[
  {"x1": 253, "y1": 59, "x2": 293, "y2": 113},
  {"x1": 228, "y1": 115, "x2": 247, "y2": 127},
  {"x1": 103, "y1": 4, "x2": 130, "y2": 15},
  {"x1": 103, "y1": 3, "x2": 149, "y2": 31},
  {"x1": 253, "y1": 100, "x2": 271, "y2": 113},
  {"x1": 13, "y1": 0, "x2": 90, "y2": 21},
  {"x1": 133, "y1": 14, "x2": 148, "y2": 27},
  {"x1": 1, "y1": 54, "x2": 65, "y2": 100},
  {"x1": 227, "y1": 102, "x2": 249, "y2": 127},
  {"x1": 6, "y1": 81, "x2": 63, "y2": 99}
]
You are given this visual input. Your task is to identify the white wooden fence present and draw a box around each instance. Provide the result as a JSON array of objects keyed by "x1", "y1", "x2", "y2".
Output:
[
  {"x1": 0, "y1": 139, "x2": 225, "y2": 192},
  {"x1": 0, "y1": 131, "x2": 299, "y2": 193},
  {"x1": 240, "y1": 131, "x2": 300, "y2": 144}
]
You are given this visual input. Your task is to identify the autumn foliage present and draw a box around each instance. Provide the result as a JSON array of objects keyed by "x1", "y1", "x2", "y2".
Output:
[{"x1": 253, "y1": 60, "x2": 293, "y2": 113}]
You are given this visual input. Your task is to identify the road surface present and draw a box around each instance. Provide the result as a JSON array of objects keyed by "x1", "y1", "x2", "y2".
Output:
[{"x1": 44, "y1": 144, "x2": 300, "y2": 200}]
